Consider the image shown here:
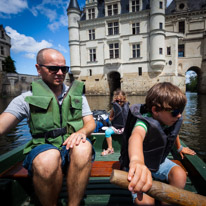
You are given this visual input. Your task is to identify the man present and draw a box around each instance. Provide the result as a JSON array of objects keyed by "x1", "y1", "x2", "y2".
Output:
[{"x1": 0, "y1": 48, "x2": 96, "y2": 206}]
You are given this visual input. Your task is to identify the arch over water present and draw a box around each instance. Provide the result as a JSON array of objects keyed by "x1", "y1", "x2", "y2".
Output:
[
  {"x1": 186, "y1": 66, "x2": 201, "y2": 93},
  {"x1": 107, "y1": 71, "x2": 121, "y2": 96}
]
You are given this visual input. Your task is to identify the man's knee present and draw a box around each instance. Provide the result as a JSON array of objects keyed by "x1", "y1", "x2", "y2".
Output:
[
  {"x1": 33, "y1": 149, "x2": 62, "y2": 178},
  {"x1": 70, "y1": 141, "x2": 92, "y2": 166}
]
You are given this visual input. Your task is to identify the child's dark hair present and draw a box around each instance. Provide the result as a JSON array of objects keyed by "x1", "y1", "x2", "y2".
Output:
[
  {"x1": 113, "y1": 89, "x2": 127, "y2": 102},
  {"x1": 145, "y1": 82, "x2": 187, "y2": 112}
]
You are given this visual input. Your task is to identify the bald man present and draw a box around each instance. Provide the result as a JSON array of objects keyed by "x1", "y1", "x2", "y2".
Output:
[{"x1": 0, "y1": 48, "x2": 95, "y2": 206}]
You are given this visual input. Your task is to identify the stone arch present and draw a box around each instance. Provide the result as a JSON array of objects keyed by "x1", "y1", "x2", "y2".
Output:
[
  {"x1": 107, "y1": 71, "x2": 121, "y2": 96},
  {"x1": 186, "y1": 66, "x2": 201, "y2": 93}
]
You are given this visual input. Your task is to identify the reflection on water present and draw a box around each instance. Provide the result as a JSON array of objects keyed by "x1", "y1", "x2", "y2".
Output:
[{"x1": 0, "y1": 93, "x2": 205, "y2": 162}]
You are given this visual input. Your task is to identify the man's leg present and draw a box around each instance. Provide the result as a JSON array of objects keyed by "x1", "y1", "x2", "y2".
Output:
[
  {"x1": 32, "y1": 149, "x2": 63, "y2": 206},
  {"x1": 67, "y1": 140, "x2": 92, "y2": 206}
]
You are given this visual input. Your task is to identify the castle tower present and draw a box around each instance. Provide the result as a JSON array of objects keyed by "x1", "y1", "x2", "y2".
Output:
[
  {"x1": 67, "y1": 0, "x2": 81, "y2": 78},
  {"x1": 149, "y1": 0, "x2": 166, "y2": 71}
]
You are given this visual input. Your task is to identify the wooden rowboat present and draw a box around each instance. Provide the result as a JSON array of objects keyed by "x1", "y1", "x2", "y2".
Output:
[{"x1": 0, "y1": 133, "x2": 206, "y2": 205}]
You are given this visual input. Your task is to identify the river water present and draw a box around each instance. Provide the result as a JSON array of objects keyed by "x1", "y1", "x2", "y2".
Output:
[{"x1": 0, "y1": 93, "x2": 206, "y2": 162}]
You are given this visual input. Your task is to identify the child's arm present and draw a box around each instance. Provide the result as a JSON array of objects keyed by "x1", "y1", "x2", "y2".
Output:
[
  {"x1": 109, "y1": 109, "x2": 114, "y2": 121},
  {"x1": 175, "y1": 135, "x2": 196, "y2": 159},
  {"x1": 127, "y1": 126, "x2": 153, "y2": 200}
]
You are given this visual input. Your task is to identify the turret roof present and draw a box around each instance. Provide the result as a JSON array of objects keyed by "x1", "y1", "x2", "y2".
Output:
[{"x1": 67, "y1": 0, "x2": 80, "y2": 11}]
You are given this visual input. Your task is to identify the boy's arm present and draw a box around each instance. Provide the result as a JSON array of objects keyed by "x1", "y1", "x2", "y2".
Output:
[
  {"x1": 175, "y1": 135, "x2": 196, "y2": 159},
  {"x1": 127, "y1": 126, "x2": 152, "y2": 199},
  {"x1": 0, "y1": 112, "x2": 20, "y2": 136}
]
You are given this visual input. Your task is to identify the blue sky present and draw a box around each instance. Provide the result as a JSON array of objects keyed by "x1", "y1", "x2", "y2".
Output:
[{"x1": 0, "y1": 0, "x2": 173, "y2": 75}]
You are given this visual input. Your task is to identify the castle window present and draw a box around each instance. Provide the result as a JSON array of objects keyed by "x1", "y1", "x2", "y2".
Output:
[
  {"x1": 159, "y1": 1, "x2": 163, "y2": 9},
  {"x1": 89, "y1": 29, "x2": 95, "y2": 40},
  {"x1": 1, "y1": 30, "x2": 5, "y2": 39},
  {"x1": 179, "y1": 21, "x2": 185, "y2": 33},
  {"x1": 107, "y1": 4, "x2": 118, "y2": 16},
  {"x1": 89, "y1": 48, "x2": 96, "y2": 62},
  {"x1": 109, "y1": 43, "x2": 119, "y2": 59},
  {"x1": 89, "y1": 69, "x2": 92, "y2": 76},
  {"x1": 132, "y1": 0, "x2": 140, "y2": 12},
  {"x1": 178, "y1": 44, "x2": 184, "y2": 57},
  {"x1": 167, "y1": 47, "x2": 171, "y2": 55},
  {"x1": 132, "y1": 22, "x2": 140, "y2": 34},
  {"x1": 138, "y1": 67, "x2": 142, "y2": 76},
  {"x1": 159, "y1": 22, "x2": 163, "y2": 29},
  {"x1": 1, "y1": 46, "x2": 4, "y2": 55},
  {"x1": 179, "y1": 3, "x2": 185, "y2": 10},
  {"x1": 88, "y1": 8, "x2": 95, "y2": 19},
  {"x1": 132, "y1": 44, "x2": 140, "y2": 58},
  {"x1": 159, "y1": 48, "x2": 163, "y2": 55},
  {"x1": 108, "y1": 22, "x2": 119, "y2": 35}
]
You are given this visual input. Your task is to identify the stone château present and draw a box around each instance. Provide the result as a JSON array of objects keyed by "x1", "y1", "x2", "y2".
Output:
[{"x1": 67, "y1": 0, "x2": 206, "y2": 95}]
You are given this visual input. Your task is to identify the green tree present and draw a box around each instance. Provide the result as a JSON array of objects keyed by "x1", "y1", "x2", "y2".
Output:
[
  {"x1": 2, "y1": 56, "x2": 17, "y2": 73},
  {"x1": 186, "y1": 75, "x2": 197, "y2": 92}
]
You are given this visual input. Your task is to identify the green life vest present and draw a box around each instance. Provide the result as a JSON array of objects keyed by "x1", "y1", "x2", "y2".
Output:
[{"x1": 23, "y1": 79, "x2": 84, "y2": 154}]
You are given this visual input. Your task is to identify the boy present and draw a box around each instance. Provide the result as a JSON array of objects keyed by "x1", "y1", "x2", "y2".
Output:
[{"x1": 120, "y1": 82, "x2": 195, "y2": 205}]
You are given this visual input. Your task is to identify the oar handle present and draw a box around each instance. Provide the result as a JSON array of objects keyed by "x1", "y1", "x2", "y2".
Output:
[{"x1": 110, "y1": 169, "x2": 206, "y2": 206}]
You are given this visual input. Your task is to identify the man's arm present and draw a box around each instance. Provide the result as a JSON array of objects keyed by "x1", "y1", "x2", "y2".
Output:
[
  {"x1": 0, "y1": 112, "x2": 20, "y2": 136},
  {"x1": 63, "y1": 114, "x2": 95, "y2": 150}
]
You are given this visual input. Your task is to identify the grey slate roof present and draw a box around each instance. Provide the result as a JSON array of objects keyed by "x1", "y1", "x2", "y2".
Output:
[
  {"x1": 166, "y1": 0, "x2": 206, "y2": 14},
  {"x1": 80, "y1": 0, "x2": 150, "y2": 21}
]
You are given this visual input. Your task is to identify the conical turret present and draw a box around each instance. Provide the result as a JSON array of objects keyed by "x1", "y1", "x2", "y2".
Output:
[{"x1": 67, "y1": 0, "x2": 81, "y2": 77}]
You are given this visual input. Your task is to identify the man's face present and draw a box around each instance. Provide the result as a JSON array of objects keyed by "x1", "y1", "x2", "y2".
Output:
[{"x1": 36, "y1": 50, "x2": 67, "y2": 87}]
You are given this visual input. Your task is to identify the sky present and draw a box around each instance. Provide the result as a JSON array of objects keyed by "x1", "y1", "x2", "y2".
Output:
[{"x1": 0, "y1": 0, "x2": 173, "y2": 75}]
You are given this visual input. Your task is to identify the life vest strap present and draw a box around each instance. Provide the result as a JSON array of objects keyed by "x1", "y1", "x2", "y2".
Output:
[{"x1": 32, "y1": 127, "x2": 67, "y2": 139}]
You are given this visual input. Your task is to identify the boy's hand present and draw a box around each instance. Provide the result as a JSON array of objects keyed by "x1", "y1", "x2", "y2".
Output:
[
  {"x1": 180, "y1": 147, "x2": 196, "y2": 159},
  {"x1": 128, "y1": 160, "x2": 152, "y2": 200}
]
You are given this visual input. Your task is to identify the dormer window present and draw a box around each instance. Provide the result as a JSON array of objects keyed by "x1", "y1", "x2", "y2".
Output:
[
  {"x1": 88, "y1": 8, "x2": 95, "y2": 19},
  {"x1": 108, "y1": 4, "x2": 118, "y2": 16},
  {"x1": 129, "y1": 0, "x2": 141, "y2": 12},
  {"x1": 105, "y1": 0, "x2": 121, "y2": 16}
]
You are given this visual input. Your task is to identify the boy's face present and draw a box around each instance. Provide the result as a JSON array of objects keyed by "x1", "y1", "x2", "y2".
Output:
[{"x1": 152, "y1": 106, "x2": 182, "y2": 126}]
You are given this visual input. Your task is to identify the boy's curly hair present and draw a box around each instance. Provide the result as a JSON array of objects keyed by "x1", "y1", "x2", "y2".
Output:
[{"x1": 145, "y1": 82, "x2": 187, "y2": 112}]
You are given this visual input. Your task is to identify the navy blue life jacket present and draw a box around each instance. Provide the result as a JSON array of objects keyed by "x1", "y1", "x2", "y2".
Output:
[
  {"x1": 119, "y1": 104, "x2": 183, "y2": 172},
  {"x1": 111, "y1": 101, "x2": 130, "y2": 129}
]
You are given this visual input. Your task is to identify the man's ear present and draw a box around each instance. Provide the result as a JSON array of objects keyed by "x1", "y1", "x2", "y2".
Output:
[{"x1": 36, "y1": 64, "x2": 41, "y2": 76}]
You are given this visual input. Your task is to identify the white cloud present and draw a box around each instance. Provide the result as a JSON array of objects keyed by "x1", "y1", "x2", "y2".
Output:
[
  {"x1": 0, "y1": 0, "x2": 28, "y2": 15},
  {"x1": 30, "y1": 0, "x2": 69, "y2": 31},
  {"x1": 48, "y1": 14, "x2": 68, "y2": 31},
  {"x1": 57, "y1": 44, "x2": 68, "y2": 53},
  {"x1": 5, "y1": 26, "x2": 53, "y2": 57},
  {"x1": 24, "y1": 53, "x2": 36, "y2": 59}
]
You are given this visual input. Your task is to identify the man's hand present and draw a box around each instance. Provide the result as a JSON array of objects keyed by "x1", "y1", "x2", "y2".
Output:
[
  {"x1": 63, "y1": 132, "x2": 87, "y2": 149},
  {"x1": 128, "y1": 160, "x2": 152, "y2": 201}
]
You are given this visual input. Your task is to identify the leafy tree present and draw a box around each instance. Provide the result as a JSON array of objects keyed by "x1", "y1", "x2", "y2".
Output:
[
  {"x1": 186, "y1": 75, "x2": 197, "y2": 92},
  {"x1": 2, "y1": 56, "x2": 17, "y2": 73}
]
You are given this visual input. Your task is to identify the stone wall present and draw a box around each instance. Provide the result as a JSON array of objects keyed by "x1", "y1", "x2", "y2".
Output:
[{"x1": 0, "y1": 72, "x2": 39, "y2": 97}]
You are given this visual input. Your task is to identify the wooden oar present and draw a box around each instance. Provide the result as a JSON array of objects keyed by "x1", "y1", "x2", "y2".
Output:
[{"x1": 110, "y1": 169, "x2": 206, "y2": 206}]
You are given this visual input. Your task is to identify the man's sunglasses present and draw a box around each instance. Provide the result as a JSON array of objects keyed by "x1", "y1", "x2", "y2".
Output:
[
  {"x1": 166, "y1": 108, "x2": 184, "y2": 117},
  {"x1": 39, "y1": 64, "x2": 70, "y2": 74}
]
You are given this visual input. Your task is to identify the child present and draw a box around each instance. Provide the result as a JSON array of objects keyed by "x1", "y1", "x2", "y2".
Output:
[
  {"x1": 101, "y1": 89, "x2": 129, "y2": 156},
  {"x1": 120, "y1": 82, "x2": 196, "y2": 205}
]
